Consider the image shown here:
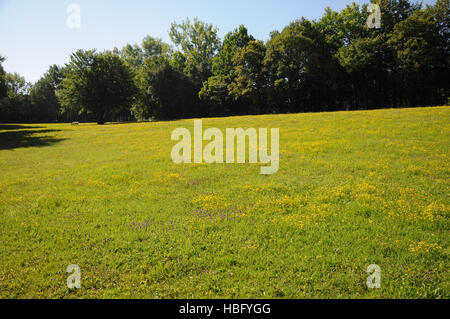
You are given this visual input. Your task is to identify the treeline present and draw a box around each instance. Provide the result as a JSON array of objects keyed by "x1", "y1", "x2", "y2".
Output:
[{"x1": 0, "y1": 0, "x2": 449, "y2": 124}]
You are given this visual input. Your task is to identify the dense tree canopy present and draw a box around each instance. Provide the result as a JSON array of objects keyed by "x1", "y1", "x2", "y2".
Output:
[
  {"x1": 29, "y1": 65, "x2": 62, "y2": 122},
  {"x1": 1, "y1": 0, "x2": 448, "y2": 124},
  {"x1": 134, "y1": 60, "x2": 197, "y2": 120},
  {"x1": 170, "y1": 18, "x2": 220, "y2": 87},
  {"x1": 0, "y1": 56, "x2": 6, "y2": 99},
  {"x1": 59, "y1": 50, "x2": 136, "y2": 124},
  {"x1": 199, "y1": 25, "x2": 254, "y2": 115},
  {"x1": 228, "y1": 40, "x2": 268, "y2": 114},
  {"x1": 0, "y1": 72, "x2": 32, "y2": 122}
]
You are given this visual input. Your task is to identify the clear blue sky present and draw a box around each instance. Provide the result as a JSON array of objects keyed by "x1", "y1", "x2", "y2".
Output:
[{"x1": 0, "y1": 0, "x2": 436, "y2": 83}]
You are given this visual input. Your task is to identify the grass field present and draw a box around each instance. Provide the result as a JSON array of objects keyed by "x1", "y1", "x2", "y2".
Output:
[{"x1": 0, "y1": 106, "x2": 448, "y2": 299}]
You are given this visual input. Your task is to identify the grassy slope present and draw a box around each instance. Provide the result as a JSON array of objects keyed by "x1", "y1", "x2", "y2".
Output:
[{"x1": 0, "y1": 106, "x2": 448, "y2": 298}]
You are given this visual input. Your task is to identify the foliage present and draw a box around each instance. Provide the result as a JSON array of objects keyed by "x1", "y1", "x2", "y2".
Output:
[
  {"x1": 170, "y1": 17, "x2": 220, "y2": 86},
  {"x1": 59, "y1": 50, "x2": 136, "y2": 124},
  {"x1": 0, "y1": 55, "x2": 6, "y2": 99},
  {"x1": 117, "y1": 36, "x2": 173, "y2": 71},
  {"x1": 228, "y1": 40, "x2": 268, "y2": 114},
  {"x1": 133, "y1": 59, "x2": 197, "y2": 120},
  {"x1": 0, "y1": 72, "x2": 32, "y2": 122},
  {"x1": 2, "y1": 0, "x2": 449, "y2": 123},
  {"x1": 29, "y1": 65, "x2": 63, "y2": 122},
  {"x1": 199, "y1": 25, "x2": 254, "y2": 112}
]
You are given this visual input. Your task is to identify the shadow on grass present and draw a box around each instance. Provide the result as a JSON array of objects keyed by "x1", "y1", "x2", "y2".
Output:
[
  {"x1": 0, "y1": 129, "x2": 67, "y2": 150},
  {"x1": 0, "y1": 124, "x2": 44, "y2": 131},
  {"x1": 104, "y1": 122, "x2": 137, "y2": 126}
]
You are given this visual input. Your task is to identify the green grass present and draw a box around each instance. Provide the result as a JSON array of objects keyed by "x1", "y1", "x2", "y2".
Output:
[{"x1": 0, "y1": 106, "x2": 448, "y2": 299}]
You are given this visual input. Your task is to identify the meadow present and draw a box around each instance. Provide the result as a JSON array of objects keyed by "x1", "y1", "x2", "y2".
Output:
[{"x1": 0, "y1": 106, "x2": 448, "y2": 299}]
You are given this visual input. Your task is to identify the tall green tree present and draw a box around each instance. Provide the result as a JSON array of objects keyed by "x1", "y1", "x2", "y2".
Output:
[
  {"x1": 315, "y1": 3, "x2": 377, "y2": 109},
  {"x1": 0, "y1": 55, "x2": 6, "y2": 99},
  {"x1": 142, "y1": 36, "x2": 173, "y2": 60},
  {"x1": 427, "y1": 0, "x2": 450, "y2": 103},
  {"x1": 376, "y1": 0, "x2": 422, "y2": 32},
  {"x1": 169, "y1": 18, "x2": 220, "y2": 86},
  {"x1": 370, "y1": 0, "x2": 423, "y2": 107},
  {"x1": 199, "y1": 25, "x2": 254, "y2": 115},
  {"x1": 59, "y1": 50, "x2": 136, "y2": 124},
  {"x1": 212, "y1": 25, "x2": 254, "y2": 80},
  {"x1": 119, "y1": 43, "x2": 145, "y2": 70},
  {"x1": 0, "y1": 72, "x2": 32, "y2": 122},
  {"x1": 117, "y1": 36, "x2": 172, "y2": 70},
  {"x1": 228, "y1": 40, "x2": 268, "y2": 114},
  {"x1": 315, "y1": 2, "x2": 369, "y2": 49},
  {"x1": 134, "y1": 59, "x2": 197, "y2": 120},
  {"x1": 265, "y1": 19, "x2": 338, "y2": 112},
  {"x1": 30, "y1": 65, "x2": 63, "y2": 122},
  {"x1": 388, "y1": 7, "x2": 447, "y2": 105}
]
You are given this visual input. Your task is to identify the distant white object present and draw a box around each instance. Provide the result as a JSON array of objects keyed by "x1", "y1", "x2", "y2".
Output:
[{"x1": 71, "y1": 122, "x2": 79, "y2": 126}]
